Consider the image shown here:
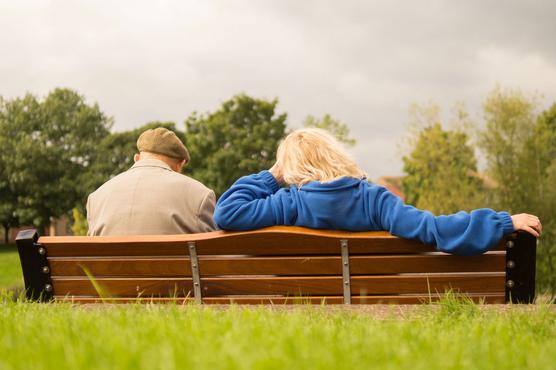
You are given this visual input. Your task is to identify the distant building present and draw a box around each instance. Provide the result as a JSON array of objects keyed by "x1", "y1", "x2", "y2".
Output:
[{"x1": 1, "y1": 215, "x2": 71, "y2": 244}]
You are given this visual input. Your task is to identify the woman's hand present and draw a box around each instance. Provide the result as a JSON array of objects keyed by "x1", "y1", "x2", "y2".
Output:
[
  {"x1": 511, "y1": 213, "x2": 542, "y2": 237},
  {"x1": 269, "y1": 163, "x2": 285, "y2": 186}
]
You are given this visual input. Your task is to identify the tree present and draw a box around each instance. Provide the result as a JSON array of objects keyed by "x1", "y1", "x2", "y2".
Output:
[
  {"x1": 0, "y1": 88, "x2": 112, "y2": 231},
  {"x1": 478, "y1": 87, "x2": 538, "y2": 212},
  {"x1": 0, "y1": 149, "x2": 19, "y2": 243},
  {"x1": 402, "y1": 122, "x2": 484, "y2": 215},
  {"x1": 303, "y1": 114, "x2": 356, "y2": 146},
  {"x1": 184, "y1": 94, "x2": 287, "y2": 196},
  {"x1": 476, "y1": 88, "x2": 556, "y2": 294},
  {"x1": 515, "y1": 102, "x2": 556, "y2": 294}
]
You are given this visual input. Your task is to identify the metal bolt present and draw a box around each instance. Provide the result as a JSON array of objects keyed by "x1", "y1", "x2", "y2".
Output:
[
  {"x1": 194, "y1": 282, "x2": 199, "y2": 286},
  {"x1": 506, "y1": 240, "x2": 514, "y2": 249},
  {"x1": 192, "y1": 264, "x2": 197, "y2": 268},
  {"x1": 44, "y1": 284, "x2": 53, "y2": 292},
  {"x1": 38, "y1": 247, "x2": 46, "y2": 255},
  {"x1": 506, "y1": 280, "x2": 515, "y2": 288},
  {"x1": 42, "y1": 266, "x2": 50, "y2": 274},
  {"x1": 344, "y1": 281, "x2": 349, "y2": 285},
  {"x1": 343, "y1": 262, "x2": 348, "y2": 266},
  {"x1": 506, "y1": 260, "x2": 515, "y2": 269}
]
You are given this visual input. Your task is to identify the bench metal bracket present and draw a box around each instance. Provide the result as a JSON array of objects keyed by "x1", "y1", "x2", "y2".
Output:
[
  {"x1": 188, "y1": 242, "x2": 202, "y2": 304},
  {"x1": 15, "y1": 229, "x2": 53, "y2": 302},
  {"x1": 340, "y1": 239, "x2": 351, "y2": 304},
  {"x1": 505, "y1": 231, "x2": 536, "y2": 303}
]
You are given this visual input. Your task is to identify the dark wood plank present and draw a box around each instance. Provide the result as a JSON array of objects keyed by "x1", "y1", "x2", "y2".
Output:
[
  {"x1": 54, "y1": 293, "x2": 506, "y2": 304},
  {"x1": 49, "y1": 253, "x2": 505, "y2": 277},
  {"x1": 51, "y1": 273, "x2": 505, "y2": 297}
]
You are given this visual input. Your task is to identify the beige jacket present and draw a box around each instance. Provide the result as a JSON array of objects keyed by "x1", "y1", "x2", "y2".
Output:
[{"x1": 86, "y1": 159, "x2": 216, "y2": 236}]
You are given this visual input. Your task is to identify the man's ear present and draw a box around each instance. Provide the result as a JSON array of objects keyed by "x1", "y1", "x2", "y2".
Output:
[
  {"x1": 133, "y1": 153, "x2": 141, "y2": 162},
  {"x1": 176, "y1": 159, "x2": 187, "y2": 172}
]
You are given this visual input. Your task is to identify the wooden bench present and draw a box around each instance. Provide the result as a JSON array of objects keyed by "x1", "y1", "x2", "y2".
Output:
[{"x1": 15, "y1": 226, "x2": 536, "y2": 304}]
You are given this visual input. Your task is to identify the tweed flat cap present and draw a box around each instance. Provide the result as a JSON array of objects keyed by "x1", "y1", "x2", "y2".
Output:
[{"x1": 137, "y1": 127, "x2": 190, "y2": 161}]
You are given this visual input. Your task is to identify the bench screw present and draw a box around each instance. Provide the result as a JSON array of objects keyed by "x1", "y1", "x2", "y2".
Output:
[
  {"x1": 506, "y1": 260, "x2": 515, "y2": 269},
  {"x1": 38, "y1": 247, "x2": 46, "y2": 255},
  {"x1": 506, "y1": 240, "x2": 514, "y2": 249},
  {"x1": 344, "y1": 281, "x2": 349, "y2": 285},
  {"x1": 194, "y1": 282, "x2": 199, "y2": 286},
  {"x1": 44, "y1": 284, "x2": 53, "y2": 292},
  {"x1": 343, "y1": 262, "x2": 348, "y2": 266},
  {"x1": 42, "y1": 266, "x2": 50, "y2": 274},
  {"x1": 506, "y1": 280, "x2": 515, "y2": 288}
]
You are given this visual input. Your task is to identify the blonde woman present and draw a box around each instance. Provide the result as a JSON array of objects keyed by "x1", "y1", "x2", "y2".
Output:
[{"x1": 214, "y1": 128, "x2": 542, "y2": 255}]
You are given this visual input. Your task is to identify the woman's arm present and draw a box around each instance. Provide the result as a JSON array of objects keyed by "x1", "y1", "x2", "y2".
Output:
[
  {"x1": 214, "y1": 170, "x2": 295, "y2": 230},
  {"x1": 372, "y1": 187, "x2": 517, "y2": 255}
]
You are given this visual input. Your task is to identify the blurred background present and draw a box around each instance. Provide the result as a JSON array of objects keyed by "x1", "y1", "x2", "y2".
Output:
[{"x1": 1, "y1": 1, "x2": 555, "y2": 294}]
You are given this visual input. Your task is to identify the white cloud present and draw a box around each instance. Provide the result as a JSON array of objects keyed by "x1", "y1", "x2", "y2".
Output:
[{"x1": 1, "y1": 0, "x2": 556, "y2": 178}]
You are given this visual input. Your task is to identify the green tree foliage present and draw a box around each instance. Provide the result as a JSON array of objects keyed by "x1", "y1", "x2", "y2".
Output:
[
  {"x1": 479, "y1": 87, "x2": 538, "y2": 212},
  {"x1": 303, "y1": 114, "x2": 356, "y2": 146},
  {"x1": 475, "y1": 88, "x2": 556, "y2": 294},
  {"x1": 0, "y1": 154, "x2": 18, "y2": 243},
  {"x1": 402, "y1": 123, "x2": 484, "y2": 215},
  {"x1": 71, "y1": 208, "x2": 88, "y2": 236},
  {"x1": 0, "y1": 88, "x2": 112, "y2": 230},
  {"x1": 184, "y1": 94, "x2": 287, "y2": 196}
]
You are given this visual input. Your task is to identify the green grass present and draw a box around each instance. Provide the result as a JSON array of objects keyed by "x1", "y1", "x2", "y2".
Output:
[
  {"x1": 0, "y1": 295, "x2": 554, "y2": 370},
  {"x1": 1, "y1": 248, "x2": 555, "y2": 369},
  {"x1": 0, "y1": 244, "x2": 23, "y2": 289}
]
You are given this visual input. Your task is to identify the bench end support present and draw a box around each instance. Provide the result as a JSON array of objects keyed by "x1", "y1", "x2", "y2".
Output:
[{"x1": 15, "y1": 229, "x2": 53, "y2": 302}]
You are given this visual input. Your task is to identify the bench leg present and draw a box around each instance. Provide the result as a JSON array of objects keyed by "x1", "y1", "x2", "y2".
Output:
[
  {"x1": 505, "y1": 231, "x2": 536, "y2": 304},
  {"x1": 15, "y1": 229, "x2": 53, "y2": 302}
]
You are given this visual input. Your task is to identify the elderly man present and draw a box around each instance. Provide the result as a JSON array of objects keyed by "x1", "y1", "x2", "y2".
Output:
[{"x1": 87, "y1": 127, "x2": 217, "y2": 235}]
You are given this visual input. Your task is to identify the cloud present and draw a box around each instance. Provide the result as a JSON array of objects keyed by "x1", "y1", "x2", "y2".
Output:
[{"x1": 1, "y1": 0, "x2": 556, "y2": 178}]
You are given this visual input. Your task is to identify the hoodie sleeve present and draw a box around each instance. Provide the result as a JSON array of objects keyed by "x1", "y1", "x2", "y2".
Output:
[
  {"x1": 372, "y1": 186, "x2": 515, "y2": 255},
  {"x1": 214, "y1": 171, "x2": 296, "y2": 230}
]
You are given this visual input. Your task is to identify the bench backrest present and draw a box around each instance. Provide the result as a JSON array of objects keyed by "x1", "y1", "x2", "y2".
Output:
[{"x1": 15, "y1": 226, "x2": 536, "y2": 304}]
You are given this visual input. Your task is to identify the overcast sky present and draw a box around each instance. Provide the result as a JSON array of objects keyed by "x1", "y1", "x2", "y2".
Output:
[{"x1": 2, "y1": 0, "x2": 556, "y2": 178}]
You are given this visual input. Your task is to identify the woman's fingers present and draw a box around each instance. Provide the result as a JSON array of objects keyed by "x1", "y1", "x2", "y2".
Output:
[
  {"x1": 522, "y1": 225, "x2": 540, "y2": 238},
  {"x1": 528, "y1": 215, "x2": 542, "y2": 232},
  {"x1": 511, "y1": 213, "x2": 542, "y2": 237}
]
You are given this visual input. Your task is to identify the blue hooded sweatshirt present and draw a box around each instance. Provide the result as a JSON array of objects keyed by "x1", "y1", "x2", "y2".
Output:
[{"x1": 214, "y1": 171, "x2": 515, "y2": 256}]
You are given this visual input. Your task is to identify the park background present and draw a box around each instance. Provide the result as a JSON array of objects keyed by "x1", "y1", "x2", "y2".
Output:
[{"x1": 1, "y1": 3, "x2": 555, "y2": 370}]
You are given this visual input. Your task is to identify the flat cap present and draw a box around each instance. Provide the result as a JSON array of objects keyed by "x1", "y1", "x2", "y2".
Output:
[{"x1": 137, "y1": 127, "x2": 190, "y2": 161}]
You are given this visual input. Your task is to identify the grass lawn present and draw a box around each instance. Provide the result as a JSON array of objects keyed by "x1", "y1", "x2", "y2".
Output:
[
  {"x1": 1, "y1": 246, "x2": 555, "y2": 370},
  {"x1": 0, "y1": 244, "x2": 23, "y2": 289},
  {"x1": 0, "y1": 296, "x2": 555, "y2": 370}
]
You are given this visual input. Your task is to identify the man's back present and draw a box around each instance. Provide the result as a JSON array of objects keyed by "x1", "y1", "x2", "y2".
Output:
[{"x1": 87, "y1": 159, "x2": 216, "y2": 235}]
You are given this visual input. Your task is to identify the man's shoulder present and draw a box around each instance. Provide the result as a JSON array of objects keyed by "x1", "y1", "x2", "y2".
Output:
[
  {"x1": 88, "y1": 170, "x2": 132, "y2": 199},
  {"x1": 167, "y1": 171, "x2": 213, "y2": 195}
]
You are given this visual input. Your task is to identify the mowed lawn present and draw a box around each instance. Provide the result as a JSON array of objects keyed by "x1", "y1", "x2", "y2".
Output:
[
  {"x1": 0, "y1": 244, "x2": 23, "y2": 289},
  {"x1": 1, "y1": 248, "x2": 555, "y2": 370}
]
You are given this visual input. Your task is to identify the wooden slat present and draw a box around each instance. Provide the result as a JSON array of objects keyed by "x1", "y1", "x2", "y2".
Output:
[
  {"x1": 49, "y1": 257, "x2": 192, "y2": 277},
  {"x1": 55, "y1": 293, "x2": 506, "y2": 304},
  {"x1": 51, "y1": 273, "x2": 505, "y2": 297},
  {"x1": 48, "y1": 253, "x2": 505, "y2": 277},
  {"x1": 38, "y1": 226, "x2": 438, "y2": 257}
]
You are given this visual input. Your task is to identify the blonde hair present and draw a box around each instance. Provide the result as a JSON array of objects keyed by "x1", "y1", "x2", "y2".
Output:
[{"x1": 277, "y1": 128, "x2": 366, "y2": 186}]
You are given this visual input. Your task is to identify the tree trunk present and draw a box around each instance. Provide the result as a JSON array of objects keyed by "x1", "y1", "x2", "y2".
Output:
[{"x1": 3, "y1": 224, "x2": 9, "y2": 245}]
